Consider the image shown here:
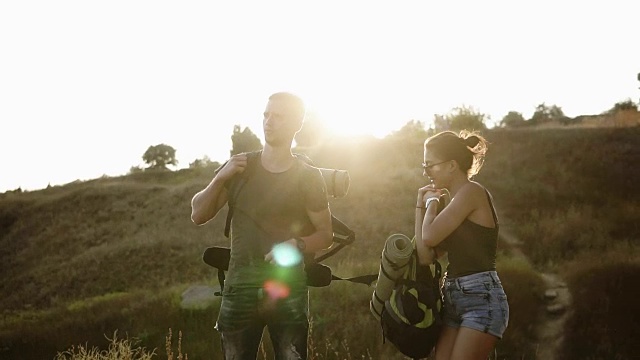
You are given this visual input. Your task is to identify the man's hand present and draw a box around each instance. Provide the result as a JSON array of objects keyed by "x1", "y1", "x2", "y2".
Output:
[
  {"x1": 216, "y1": 153, "x2": 249, "y2": 181},
  {"x1": 264, "y1": 239, "x2": 301, "y2": 265}
]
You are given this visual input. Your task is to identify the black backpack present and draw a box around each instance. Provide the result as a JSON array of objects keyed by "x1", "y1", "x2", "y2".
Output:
[
  {"x1": 373, "y1": 234, "x2": 444, "y2": 360},
  {"x1": 202, "y1": 150, "x2": 376, "y2": 295}
]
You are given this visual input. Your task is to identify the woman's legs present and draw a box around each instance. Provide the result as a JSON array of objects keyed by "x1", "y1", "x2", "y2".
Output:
[
  {"x1": 435, "y1": 326, "x2": 498, "y2": 360},
  {"x1": 434, "y1": 325, "x2": 458, "y2": 360},
  {"x1": 449, "y1": 327, "x2": 498, "y2": 360}
]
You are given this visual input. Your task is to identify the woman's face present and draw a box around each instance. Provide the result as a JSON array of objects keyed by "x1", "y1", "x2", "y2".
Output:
[{"x1": 423, "y1": 149, "x2": 451, "y2": 188}]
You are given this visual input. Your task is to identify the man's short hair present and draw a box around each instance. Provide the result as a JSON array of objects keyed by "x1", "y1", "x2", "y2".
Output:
[{"x1": 269, "y1": 92, "x2": 306, "y2": 122}]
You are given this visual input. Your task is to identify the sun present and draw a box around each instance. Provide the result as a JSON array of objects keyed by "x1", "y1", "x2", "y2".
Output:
[
  {"x1": 317, "y1": 113, "x2": 370, "y2": 137},
  {"x1": 307, "y1": 100, "x2": 394, "y2": 139}
]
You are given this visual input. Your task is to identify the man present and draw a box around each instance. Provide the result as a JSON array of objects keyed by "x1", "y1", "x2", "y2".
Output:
[{"x1": 191, "y1": 92, "x2": 334, "y2": 359}]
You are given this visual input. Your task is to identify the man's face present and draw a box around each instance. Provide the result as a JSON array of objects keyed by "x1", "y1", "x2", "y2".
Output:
[{"x1": 263, "y1": 99, "x2": 302, "y2": 146}]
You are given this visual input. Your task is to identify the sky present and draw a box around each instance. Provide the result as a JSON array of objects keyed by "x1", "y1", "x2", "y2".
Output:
[{"x1": 1, "y1": 0, "x2": 639, "y2": 193}]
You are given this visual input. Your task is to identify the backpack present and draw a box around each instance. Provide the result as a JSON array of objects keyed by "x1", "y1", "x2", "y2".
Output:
[
  {"x1": 202, "y1": 150, "x2": 377, "y2": 295},
  {"x1": 373, "y1": 234, "x2": 443, "y2": 359}
]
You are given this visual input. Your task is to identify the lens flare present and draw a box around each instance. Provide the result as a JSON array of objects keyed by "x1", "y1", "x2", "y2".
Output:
[
  {"x1": 272, "y1": 242, "x2": 302, "y2": 267},
  {"x1": 263, "y1": 280, "x2": 290, "y2": 300}
]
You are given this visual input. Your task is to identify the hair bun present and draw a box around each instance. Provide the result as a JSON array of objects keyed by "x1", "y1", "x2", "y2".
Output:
[{"x1": 464, "y1": 136, "x2": 480, "y2": 148}]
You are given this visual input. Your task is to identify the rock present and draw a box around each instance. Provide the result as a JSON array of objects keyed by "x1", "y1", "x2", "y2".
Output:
[
  {"x1": 544, "y1": 289, "x2": 558, "y2": 300},
  {"x1": 546, "y1": 303, "x2": 566, "y2": 315},
  {"x1": 180, "y1": 285, "x2": 220, "y2": 309}
]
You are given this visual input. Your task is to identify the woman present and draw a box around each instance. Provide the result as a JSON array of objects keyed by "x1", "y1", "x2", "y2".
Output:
[{"x1": 414, "y1": 130, "x2": 509, "y2": 360}]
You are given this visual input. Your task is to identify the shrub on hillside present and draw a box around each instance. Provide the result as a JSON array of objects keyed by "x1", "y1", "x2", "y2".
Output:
[
  {"x1": 495, "y1": 257, "x2": 546, "y2": 359},
  {"x1": 559, "y1": 254, "x2": 640, "y2": 360}
]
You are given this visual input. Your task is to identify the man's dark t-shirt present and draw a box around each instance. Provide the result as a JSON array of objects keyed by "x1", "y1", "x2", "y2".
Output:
[{"x1": 224, "y1": 154, "x2": 329, "y2": 288}]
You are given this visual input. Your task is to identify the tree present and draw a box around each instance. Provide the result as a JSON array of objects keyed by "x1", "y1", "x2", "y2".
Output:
[
  {"x1": 386, "y1": 119, "x2": 430, "y2": 141},
  {"x1": 439, "y1": 105, "x2": 487, "y2": 132},
  {"x1": 230, "y1": 125, "x2": 262, "y2": 156},
  {"x1": 500, "y1": 111, "x2": 527, "y2": 128},
  {"x1": 129, "y1": 165, "x2": 143, "y2": 174},
  {"x1": 606, "y1": 99, "x2": 639, "y2": 127},
  {"x1": 607, "y1": 99, "x2": 638, "y2": 114},
  {"x1": 378, "y1": 119, "x2": 430, "y2": 167},
  {"x1": 433, "y1": 114, "x2": 449, "y2": 132},
  {"x1": 189, "y1": 155, "x2": 220, "y2": 169},
  {"x1": 530, "y1": 103, "x2": 565, "y2": 125},
  {"x1": 142, "y1": 144, "x2": 177, "y2": 170}
]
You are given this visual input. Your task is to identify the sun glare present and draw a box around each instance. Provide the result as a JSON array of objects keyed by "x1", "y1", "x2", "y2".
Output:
[
  {"x1": 320, "y1": 114, "x2": 372, "y2": 137},
  {"x1": 309, "y1": 99, "x2": 406, "y2": 139}
]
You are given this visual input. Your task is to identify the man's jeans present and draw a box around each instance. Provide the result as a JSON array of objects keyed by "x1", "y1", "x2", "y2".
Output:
[{"x1": 216, "y1": 285, "x2": 309, "y2": 360}]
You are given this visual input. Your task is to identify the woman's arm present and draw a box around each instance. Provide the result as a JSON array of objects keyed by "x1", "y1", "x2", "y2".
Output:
[
  {"x1": 422, "y1": 183, "x2": 480, "y2": 247},
  {"x1": 415, "y1": 205, "x2": 436, "y2": 265},
  {"x1": 415, "y1": 185, "x2": 443, "y2": 265}
]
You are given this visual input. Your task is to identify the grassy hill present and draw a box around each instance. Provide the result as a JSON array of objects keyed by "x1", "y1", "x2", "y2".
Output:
[{"x1": 1, "y1": 127, "x2": 639, "y2": 359}]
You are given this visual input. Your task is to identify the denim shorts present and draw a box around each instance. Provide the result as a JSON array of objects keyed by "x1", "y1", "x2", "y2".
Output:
[{"x1": 441, "y1": 271, "x2": 509, "y2": 338}]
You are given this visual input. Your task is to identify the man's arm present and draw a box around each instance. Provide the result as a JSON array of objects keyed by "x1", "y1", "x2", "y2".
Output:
[
  {"x1": 296, "y1": 207, "x2": 334, "y2": 253},
  {"x1": 264, "y1": 207, "x2": 333, "y2": 263},
  {"x1": 190, "y1": 178, "x2": 229, "y2": 225},
  {"x1": 190, "y1": 154, "x2": 247, "y2": 225}
]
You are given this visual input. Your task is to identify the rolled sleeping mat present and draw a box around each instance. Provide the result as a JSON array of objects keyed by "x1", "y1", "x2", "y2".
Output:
[
  {"x1": 370, "y1": 233, "x2": 415, "y2": 321},
  {"x1": 318, "y1": 168, "x2": 350, "y2": 198}
]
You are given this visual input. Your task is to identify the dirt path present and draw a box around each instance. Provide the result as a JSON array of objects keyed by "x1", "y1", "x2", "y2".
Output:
[
  {"x1": 499, "y1": 227, "x2": 572, "y2": 360},
  {"x1": 534, "y1": 273, "x2": 572, "y2": 360}
]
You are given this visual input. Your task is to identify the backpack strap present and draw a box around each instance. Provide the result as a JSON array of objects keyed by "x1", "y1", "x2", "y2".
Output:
[
  {"x1": 224, "y1": 150, "x2": 261, "y2": 238},
  {"x1": 313, "y1": 216, "x2": 355, "y2": 262},
  {"x1": 304, "y1": 262, "x2": 378, "y2": 287},
  {"x1": 330, "y1": 273, "x2": 379, "y2": 286},
  {"x1": 484, "y1": 188, "x2": 499, "y2": 231},
  {"x1": 203, "y1": 246, "x2": 376, "y2": 293}
]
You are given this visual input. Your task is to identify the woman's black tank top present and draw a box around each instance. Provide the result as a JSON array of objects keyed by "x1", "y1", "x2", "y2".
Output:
[{"x1": 438, "y1": 189, "x2": 499, "y2": 278}]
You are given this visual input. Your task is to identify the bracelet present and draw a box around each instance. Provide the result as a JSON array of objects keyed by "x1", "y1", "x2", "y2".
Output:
[
  {"x1": 294, "y1": 237, "x2": 306, "y2": 251},
  {"x1": 426, "y1": 197, "x2": 440, "y2": 209},
  {"x1": 416, "y1": 206, "x2": 426, "y2": 209}
]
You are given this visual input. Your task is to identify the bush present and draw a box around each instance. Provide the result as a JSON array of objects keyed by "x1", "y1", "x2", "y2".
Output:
[
  {"x1": 495, "y1": 257, "x2": 547, "y2": 359},
  {"x1": 559, "y1": 252, "x2": 640, "y2": 360}
]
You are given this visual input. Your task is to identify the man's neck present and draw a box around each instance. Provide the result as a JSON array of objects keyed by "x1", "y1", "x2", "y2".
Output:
[{"x1": 261, "y1": 143, "x2": 296, "y2": 173}]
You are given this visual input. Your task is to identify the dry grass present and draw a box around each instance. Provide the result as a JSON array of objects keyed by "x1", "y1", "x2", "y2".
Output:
[
  {"x1": 55, "y1": 331, "x2": 156, "y2": 360},
  {"x1": 165, "y1": 328, "x2": 187, "y2": 360},
  {"x1": 54, "y1": 328, "x2": 190, "y2": 360},
  {"x1": 55, "y1": 324, "x2": 369, "y2": 360}
]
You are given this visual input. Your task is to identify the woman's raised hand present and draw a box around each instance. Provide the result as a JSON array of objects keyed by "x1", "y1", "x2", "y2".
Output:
[{"x1": 417, "y1": 184, "x2": 443, "y2": 207}]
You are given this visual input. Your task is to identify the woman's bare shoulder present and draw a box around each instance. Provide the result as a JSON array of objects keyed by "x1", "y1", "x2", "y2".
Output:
[{"x1": 458, "y1": 181, "x2": 487, "y2": 198}]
